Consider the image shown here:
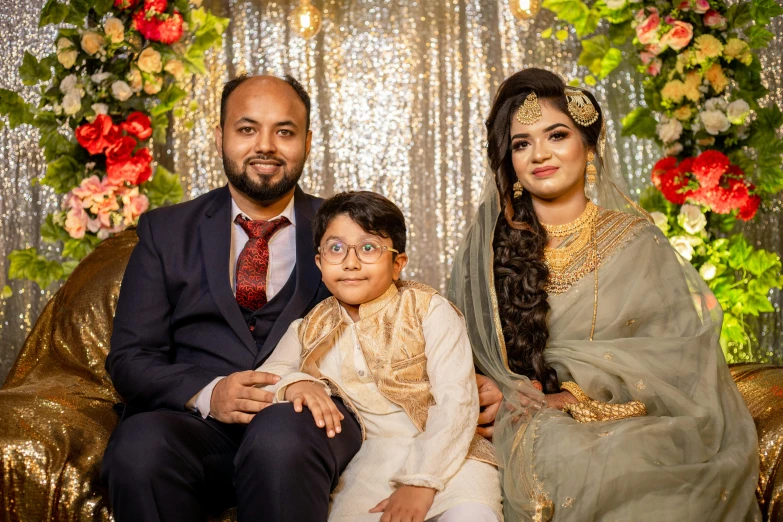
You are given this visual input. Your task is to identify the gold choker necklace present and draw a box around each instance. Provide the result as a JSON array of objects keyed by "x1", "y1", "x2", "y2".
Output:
[{"x1": 541, "y1": 202, "x2": 598, "y2": 238}]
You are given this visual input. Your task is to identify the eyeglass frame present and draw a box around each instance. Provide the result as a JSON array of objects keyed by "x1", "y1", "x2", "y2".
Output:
[{"x1": 317, "y1": 239, "x2": 400, "y2": 265}]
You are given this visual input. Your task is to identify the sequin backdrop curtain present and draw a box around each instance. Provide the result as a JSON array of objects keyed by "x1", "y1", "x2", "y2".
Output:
[{"x1": 1, "y1": 0, "x2": 781, "y2": 383}]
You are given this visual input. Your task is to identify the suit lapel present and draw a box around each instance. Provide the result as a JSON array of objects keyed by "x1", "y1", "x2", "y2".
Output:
[
  {"x1": 255, "y1": 185, "x2": 323, "y2": 366},
  {"x1": 200, "y1": 186, "x2": 257, "y2": 357}
]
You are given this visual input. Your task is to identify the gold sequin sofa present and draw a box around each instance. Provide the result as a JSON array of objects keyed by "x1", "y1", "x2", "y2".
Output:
[{"x1": 0, "y1": 230, "x2": 781, "y2": 521}]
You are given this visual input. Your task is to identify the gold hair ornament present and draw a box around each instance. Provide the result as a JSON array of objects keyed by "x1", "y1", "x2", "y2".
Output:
[
  {"x1": 564, "y1": 88, "x2": 599, "y2": 127},
  {"x1": 516, "y1": 92, "x2": 542, "y2": 125}
]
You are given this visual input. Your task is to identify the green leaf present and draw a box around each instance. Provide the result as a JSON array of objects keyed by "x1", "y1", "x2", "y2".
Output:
[
  {"x1": 574, "y1": 8, "x2": 601, "y2": 38},
  {"x1": 621, "y1": 107, "x2": 658, "y2": 139},
  {"x1": 40, "y1": 130, "x2": 76, "y2": 162},
  {"x1": 62, "y1": 235, "x2": 100, "y2": 261},
  {"x1": 745, "y1": 249, "x2": 782, "y2": 277},
  {"x1": 746, "y1": 294, "x2": 775, "y2": 315},
  {"x1": 0, "y1": 89, "x2": 36, "y2": 128},
  {"x1": 151, "y1": 84, "x2": 187, "y2": 116},
  {"x1": 599, "y1": 47, "x2": 622, "y2": 79},
  {"x1": 143, "y1": 165, "x2": 184, "y2": 208},
  {"x1": 39, "y1": 0, "x2": 69, "y2": 27},
  {"x1": 40, "y1": 214, "x2": 71, "y2": 244},
  {"x1": 584, "y1": 74, "x2": 596, "y2": 86},
  {"x1": 727, "y1": 2, "x2": 754, "y2": 29},
  {"x1": 63, "y1": 0, "x2": 90, "y2": 26},
  {"x1": 609, "y1": 20, "x2": 635, "y2": 46},
  {"x1": 19, "y1": 51, "x2": 52, "y2": 86},
  {"x1": 40, "y1": 155, "x2": 85, "y2": 193},
  {"x1": 756, "y1": 105, "x2": 783, "y2": 131},
  {"x1": 578, "y1": 35, "x2": 610, "y2": 76},
  {"x1": 62, "y1": 259, "x2": 80, "y2": 277},
  {"x1": 542, "y1": 0, "x2": 590, "y2": 24},
  {"x1": 541, "y1": 27, "x2": 553, "y2": 39},
  {"x1": 750, "y1": 0, "x2": 783, "y2": 25},
  {"x1": 747, "y1": 26, "x2": 775, "y2": 48},
  {"x1": 721, "y1": 312, "x2": 746, "y2": 345},
  {"x1": 152, "y1": 112, "x2": 169, "y2": 144},
  {"x1": 92, "y1": 0, "x2": 114, "y2": 16},
  {"x1": 555, "y1": 29, "x2": 570, "y2": 41},
  {"x1": 728, "y1": 235, "x2": 754, "y2": 269},
  {"x1": 1, "y1": 285, "x2": 12, "y2": 299},
  {"x1": 7, "y1": 248, "x2": 64, "y2": 289}
]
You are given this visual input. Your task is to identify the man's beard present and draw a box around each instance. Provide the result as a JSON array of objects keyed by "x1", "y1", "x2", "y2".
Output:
[{"x1": 223, "y1": 153, "x2": 305, "y2": 203}]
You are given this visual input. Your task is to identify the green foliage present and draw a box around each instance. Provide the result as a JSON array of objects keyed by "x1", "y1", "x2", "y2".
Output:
[
  {"x1": 577, "y1": 36, "x2": 622, "y2": 79},
  {"x1": 19, "y1": 52, "x2": 54, "y2": 86},
  {"x1": 8, "y1": 248, "x2": 64, "y2": 289},
  {"x1": 40, "y1": 214, "x2": 70, "y2": 244},
  {"x1": 747, "y1": 26, "x2": 775, "y2": 49},
  {"x1": 621, "y1": 107, "x2": 658, "y2": 139},
  {"x1": 143, "y1": 165, "x2": 184, "y2": 208},
  {"x1": 1, "y1": 286, "x2": 12, "y2": 299},
  {"x1": 750, "y1": 0, "x2": 783, "y2": 24},
  {"x1": 39, "y1": 0, "x2": 69, "y2": 27},
  {"x1": 39, "y1": 155, "x2": 85, "y2": 193},
  {"x1": 151, "y1": 84, "x2": 187, "y2": 116},
  {"x1": 0, "y1": 89, "x2": 36, "y2": 128},
  {"x1": 62, "y1": 235, "x2": 101, "y2": 261}
]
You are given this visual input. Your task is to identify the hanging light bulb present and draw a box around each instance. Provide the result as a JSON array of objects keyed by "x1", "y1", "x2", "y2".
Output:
[
  {"x1": 289, "y1": 0, "x2": 323, "y2": 39},
  {"x1": 510, "y1": 0, "x2": 540, "y2": 20}
]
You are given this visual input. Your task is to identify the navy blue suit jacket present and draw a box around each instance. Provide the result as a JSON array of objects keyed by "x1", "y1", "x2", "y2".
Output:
[{"x1": 106, "y1": 185, "x2": 330, "y2": 419}]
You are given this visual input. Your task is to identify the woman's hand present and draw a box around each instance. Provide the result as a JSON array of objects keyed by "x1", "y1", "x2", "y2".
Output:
[
  {"x1": 476, "y1": 374, "x2": 503, "y2": 439},
  {"x1": 543, "y1": 391, "x2": 578, "y2": 410},
  {"x1": 284, "y1": 381, "x2": 344, "y2": 438},
  {"x1": 369, "y1": 485, "x2": 436, "y2": 522}
]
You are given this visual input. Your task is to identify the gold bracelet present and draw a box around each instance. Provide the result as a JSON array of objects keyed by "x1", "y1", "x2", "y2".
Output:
[
  {"x1": 560, "y1": 381, "x2": 590, "y2": 403},
  {"x1": 564, "y1": 399, "x2": 647, "y2": 423}
]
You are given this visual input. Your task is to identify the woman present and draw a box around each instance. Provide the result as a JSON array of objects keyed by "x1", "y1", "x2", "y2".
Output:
[{"x1": 449, "y1": 68, "x2": 760, "y2": 521}]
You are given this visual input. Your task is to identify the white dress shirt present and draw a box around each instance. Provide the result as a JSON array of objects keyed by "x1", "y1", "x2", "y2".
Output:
[{"x1": 189, "y1": 193, "x2": 297, "y2": 418}]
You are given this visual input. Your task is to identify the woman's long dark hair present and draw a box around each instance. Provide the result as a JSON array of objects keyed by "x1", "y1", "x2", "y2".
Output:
[{"x1": 486, "y1": 68, "x2": 603, "y2": 393}]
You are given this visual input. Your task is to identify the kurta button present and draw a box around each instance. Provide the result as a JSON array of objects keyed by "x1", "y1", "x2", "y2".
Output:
[{"x1": 358, "y1": 370, "x2": 365, "y2": 376}]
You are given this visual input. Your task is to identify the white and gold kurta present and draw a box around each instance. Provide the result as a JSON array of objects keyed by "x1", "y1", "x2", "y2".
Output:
[{"x1": 257, "y1": 284, "x2": 502, "y2": 521}]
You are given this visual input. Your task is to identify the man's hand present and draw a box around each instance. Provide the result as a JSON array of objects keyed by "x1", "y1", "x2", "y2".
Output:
[
  {"x1": 284, "y1": 381, "x2": 344, "y2": 438},
  {"x1": 476, "y1": 374, "x2": 502, "y2": 439},
  {"x1": 544, "y1": 391, "x2": 578, "y2": 410},
  {"x1": 209, "y1": 370, "x2": 280, "y2": 424},
  {"x1": 369, "y1": 485, "x2": 436, "y2": 522}
]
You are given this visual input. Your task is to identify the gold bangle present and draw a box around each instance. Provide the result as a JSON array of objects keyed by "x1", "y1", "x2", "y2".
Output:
[
  {"x1": 564, "y1": 399, "x2": 647, "y2": 423},
  {"x1": 560, "y1": 381, "x2": 590, "y2": 403}
]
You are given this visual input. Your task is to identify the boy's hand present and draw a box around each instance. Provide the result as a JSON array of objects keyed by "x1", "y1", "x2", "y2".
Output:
[
  {"x1": 284, "y1": 381, "x2": 344, "y2": 438},
  {"x1": 369, "y1": 485, "x2": 436, "y2": 522},
  {"x1": 476, "y1": 374, "x2": 502, "y2": 439}
]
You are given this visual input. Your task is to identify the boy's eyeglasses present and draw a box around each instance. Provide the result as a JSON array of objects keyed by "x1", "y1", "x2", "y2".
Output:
[{"x1": 318, "y1": 240, "x2": 399, "y2": 264}]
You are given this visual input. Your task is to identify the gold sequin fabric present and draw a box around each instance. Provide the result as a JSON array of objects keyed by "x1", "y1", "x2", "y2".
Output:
[
  {"x1": 0, "y1": 230, "x2": 236, "y2": 522},
  {"x1": 545, "y1": 208, "x2": 650, "y2": 294},
  {"x1": 731, "y1": 363, "x2": 783, "y2": 522}
]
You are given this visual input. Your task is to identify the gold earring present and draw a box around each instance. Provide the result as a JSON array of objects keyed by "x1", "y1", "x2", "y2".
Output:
[
  {"x1": 513, "y1": 181, "x2": 524, "y2": 198},
  {"x1": 565, "y1": 88, "x2": 599, "y2": 127},
  {"x1": 585, "y1": 151, "x2": 598, "y2": 202},
  {"x1": 516, "y1": 92, "x2": 542, "y2": 125}
]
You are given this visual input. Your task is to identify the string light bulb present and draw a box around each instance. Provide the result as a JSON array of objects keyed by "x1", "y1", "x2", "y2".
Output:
[
  {"x1": 289, "y1": 0, "x2": 323, "y2": 39},
  {"x1": 510, "y1": 0, "x2": 540, "y2": 20}
]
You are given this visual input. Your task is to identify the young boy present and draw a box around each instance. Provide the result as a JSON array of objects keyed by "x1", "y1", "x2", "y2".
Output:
[{"x1": 256, "y1": 191, "x2": 502, "y2": 522}]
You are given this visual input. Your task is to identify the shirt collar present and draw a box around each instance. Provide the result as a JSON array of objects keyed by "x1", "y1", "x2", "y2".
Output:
[{"x1": 230, "y1": 193, "x2": 296, "y2": 227}]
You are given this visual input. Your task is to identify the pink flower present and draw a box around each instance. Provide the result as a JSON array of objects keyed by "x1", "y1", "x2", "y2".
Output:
[
  {"x1": 703, "y1": 9, "x2": 727, "y2": 29},
  {"x1": 678, "y1": 0, "x2": 690, "y2": 11},
  {"x1": 640, "y1": 51, "x2": 655, "y2": 64},
  {"x1": 665, "y1": 14, "x2": 677, "y2": 24},
  {"x1": 71, "y1": 175, "x2": 106, "y2": 209},
  {"x1": 645, "y1": 42, "x2": 666, "y2": 56},
  {"x1": 64, "y1": 206, "x2": 88, "y2": 239},
  {"x1": 121, "y1": 188, "x2": 150, "y2": 224},
  {"x1": 647, "y1": 58, "x2": 663, "y2": 76},
  {"x1": 693, "y1": 0, "x2": 710, "y2": 14},
  {"x1": 661, "y1": 21, "x2": 694, "y2": 51},
  {"x1": 636, "y1": 8, "x2": 661, "y2": 45}
]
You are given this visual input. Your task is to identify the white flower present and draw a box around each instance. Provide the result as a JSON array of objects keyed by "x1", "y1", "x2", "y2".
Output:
[
  {"x1": 80, "y1": 31, "x2": 105, "y2": 56},
  {"x1": 62, "y1": 90, "x2": 82, "y2": 116},
  {"x1": 91, "y1": 72, "x2": 111, "y2": 84},
  {"x1": 137, "y1": 47, "x2": 162, "y2": 73},
  {"x1": 111, "y1": 80, "x2": 133, "y2": 101},
  {"x1": 650, "y1": 211, "x2": 669, "y2": 231},
  {"x1": 605, "y1": 0, "x2": 626, "y2": 8},
  {"x1": 164, "y1": 58, "x2": 186, "y2": 80},
  {"x1": 91, "y1": 103, "x2": 109, "y2": 115},
  {"x1": 59, "y1": 74, "x2": 78, "y2": 94},
  {"x1": 726, "y1": 99, "x2": 750, "y2": 125},
  {"x1": 670, "y1": 235, "x2": 694, "y2": 260},
  {"x1": 699, "y1": 262, "x2": 717, "y2": 281},
  {"x1": 678, "y1": 204, "x2": 707, "y2": 234},
  {"x1": 700, "y1": 110, "x2": 731, "y2": 135},
  {"x1": 665, "y1": 142, "x2": 684, "y2": 156},
  {"x1": 57, "y1": 37, "x2": 78, "y2": 69},
  {"x1": 656, "y1": 117, "x2": 683, "y2": 144},
  {"x1": 104, "y1": 17, "x2": 125, "y2": 44},
  {"x1": 704, "y1": 97, "x2": 728, "y2": 112}
]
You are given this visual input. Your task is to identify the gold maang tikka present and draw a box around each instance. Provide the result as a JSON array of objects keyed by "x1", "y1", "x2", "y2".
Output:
[
  {"x1": 516, "y1": 92, "x2": 542, "y2": 125},
  {"x1": 564, "y1": 88, "x2": 599, "y2": 127}
]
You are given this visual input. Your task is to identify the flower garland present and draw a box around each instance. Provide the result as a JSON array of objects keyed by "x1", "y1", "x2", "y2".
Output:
[
  {"x1": 542, "y1": 0, "x2": 783, "y2": 361},
  {"x1": 0, "y1": 0, "x2": 228, "y2": 291}
]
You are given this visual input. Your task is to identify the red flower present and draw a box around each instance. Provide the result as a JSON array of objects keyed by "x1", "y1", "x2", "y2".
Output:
[
  {"x1": 157, "y1": 11, "x2": 184, "y2": 44},
  {"x1": 144, "y1": 0, "x2": 168, "y2": 13},
  {"x1": 106, "y1": 136, "x2": 137, "y2": 164},
  {"x1": 121, "y1": 112, "x2": 153, "y2": 140},
  {"x1": 692, "y1": 150, "x2": 729, "y2": 189},
  {"x1": 651, "y1": 156, "x2": 677, "y2": 188},
  {"x1": 738, "y1": 194, "x2": 761, "y2": 221},
  {"x1": 676, "y1": 157, "x2": 695, "y2": 175},
  {"x1": 75, "y1": 115, "x2": 121, "y2": 156},
  {"x1": 107, "y1": 147, "x2": 153, "y2": 185},
  {"x1": 114, "y1": 0, "x2": 140, "y2": 9},
  {"x1": 133, "y1": 9, "x2": 161, "y2": 41},
  {"x1": 692, "y1": 185, "x2": 733, "y2": 213},
  {"x1": 659, "y1": 169, "x2": 692, "y2": 204}
]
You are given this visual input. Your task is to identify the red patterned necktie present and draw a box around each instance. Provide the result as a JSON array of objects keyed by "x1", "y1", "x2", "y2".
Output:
[{"x1": 234, "y1": 214, "x2": 292, "y2": 311}]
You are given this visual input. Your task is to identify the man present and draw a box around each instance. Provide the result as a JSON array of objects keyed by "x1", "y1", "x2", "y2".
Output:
[{"x1": 102, "y1": 74, "x2": 502, "y2": 521}]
